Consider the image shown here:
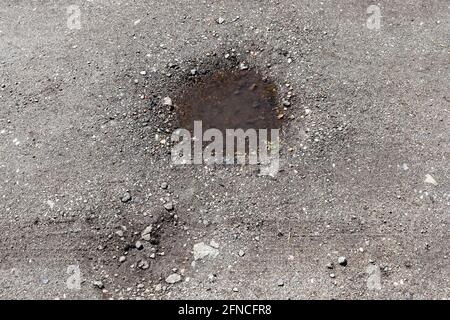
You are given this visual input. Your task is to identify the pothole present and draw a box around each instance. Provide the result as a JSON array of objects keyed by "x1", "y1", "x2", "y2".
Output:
[{"x1": 174, "y1": 68, "x2": 282, "y2": 133}]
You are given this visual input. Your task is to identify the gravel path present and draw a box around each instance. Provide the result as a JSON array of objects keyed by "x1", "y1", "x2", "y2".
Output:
[{"x1": 0, "y1": 0, "x2": 448, "y2": 299}]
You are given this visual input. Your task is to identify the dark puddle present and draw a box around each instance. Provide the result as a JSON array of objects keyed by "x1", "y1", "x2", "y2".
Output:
[{"x1": 175, "y1": 69, "x2": 282, "y2": 133}]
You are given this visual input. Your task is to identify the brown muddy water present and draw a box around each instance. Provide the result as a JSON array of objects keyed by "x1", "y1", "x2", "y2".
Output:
[{"x1": 175, "y1": 69, "x2": 282, "y2": 133}]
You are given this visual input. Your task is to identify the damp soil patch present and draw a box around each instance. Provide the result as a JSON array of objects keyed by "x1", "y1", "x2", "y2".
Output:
[{"x1": 174, "y1": 68, "x2": 282, "y2": 134}]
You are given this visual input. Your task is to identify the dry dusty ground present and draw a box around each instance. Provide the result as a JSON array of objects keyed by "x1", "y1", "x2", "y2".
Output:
[{"x1": 0, "y1": 0, "x2": 449, "y2": 299}]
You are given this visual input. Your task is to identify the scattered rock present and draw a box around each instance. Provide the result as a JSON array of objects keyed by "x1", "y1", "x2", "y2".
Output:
[
  {"x1": 238, "y1": 250, "x2": 245, "y2": 257},
  {"x1": 141, "y1": 225, "x2": 153, "y2": 241},
  {"x1": 208, "y1": 274, "x2": 218, "y2": 282},
  {"x1": 239, "y1": 62, "x2": 248, "y2": 70},
  {"x1": 93, "y1": 280, "x2": 104, "y2": 289},
  {"x1": 162, "y1": 97, "x2": 172, "y2": 107},
  {"x1": 115, "y1": 230, "x2": 124, "y2": 237},
  {"x1": 119, "y1": 256, "x2": 126, "y2": 263},
  {"x1": 120, "y1": 192, "x2": 132, "y2": 203},
  {"x1": 193, "y1": 242, "x2": 219, "y2": 261},
  {"x1": 366, "y1": 264, "x2": 382, "y2": 290},
  {"x1": 277, "y1": 279, "x2": 284, "y2": 287},
  {"x1": 210, "y1": 240, "x2": 220, "y2": 249},
  {"x1": 137, "y1": 260, "x2": 149, "y2": 270},
  {"x1": 165, "y1": 273, "x2": 182, "y2": 284},
  {"x1": 217, "y1": 17, "x2": 225, "y2": 24},
  {"x1": 164, "y1": 201, "x2": 174, "y2": 211},
  {"x1": 338, "y1": 256, "x2": 347, "y2": 266},
  {"x1": 424, "y1": 174, "x2": 438, "y2": 186},
  {"x1": 160, "y1": 182, "x2": 168, "y2": 189},
  {"x1": 329, "y1": 273, "x2": 336, "y2": 278},
  {"x1": 135, "y1": 241, "x2": 143, "y2": 250},
  {"x1": 282, "y1": 100, "x2": 291, "y2": 107},
  {"x1": 326, "y1": 262, "x2": 334, "y2": 269}
]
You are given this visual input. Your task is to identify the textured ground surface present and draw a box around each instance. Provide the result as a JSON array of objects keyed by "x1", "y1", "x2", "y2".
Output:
[{"x1": 0, "y1": 0, "x2": 449, "y2": 299}]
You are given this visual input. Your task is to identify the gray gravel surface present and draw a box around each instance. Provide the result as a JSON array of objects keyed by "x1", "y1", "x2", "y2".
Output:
[{"x1": 0, "y1": 0, "x2": 449, "y2": 299}]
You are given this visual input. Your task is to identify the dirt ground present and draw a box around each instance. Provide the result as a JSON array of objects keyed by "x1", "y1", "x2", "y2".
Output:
[{"x1": 0, "y1": 0, "x2": 448, "y2": 299}]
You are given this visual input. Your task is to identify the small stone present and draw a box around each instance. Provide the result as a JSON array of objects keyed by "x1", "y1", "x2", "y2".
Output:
[
  {"x1": 329, "y1": 273, "x2": 336, "y2": 278},
  {"x1": 190, "y1": 69, "x2": 197, "y2": 75},
  {"x1": 282, "y1": 100, "x2": 291, "y2": 107},
  {"x1": 115, "y1": 230, "x2": 124, "y2": 237},
  {"x1": 217, "y1": 17, "x2": 225, "y2": 24},
  {"x1": 193, "y1": 242, "x2": 219, "y2": 261},
  {"x1": 120, "y1": 192, "x2": 132, "y2": 203},
  {"x1": 162, "y1": 96, "x2": 172, "y2": 107},
  {"x1": 164, "y1": 201, "x2": 174, "y2": 211},
  {"x1": 239, "y1": 62, "x2": 248, "y2": 70},
  {"x1": 208, "y1": 274, "x2": 217, "y2": 282},
  {"x1": 141, "y1": 225, "x2": 153, "y2": 240},
  {"x1": 238, "y1": 250, "x2": 245, "y2": 257},
  {"x1": 135, "y1": 241, "x2": 143, "y2": 250},
  {"x1": 93, "y1": 280, "x2": 104, "y2": 289},
  {"x1": 138, "y1": 260, "x2": 149, "y2": 270},
  {"x1": 338, "y1": 256, "x2": 347, "y2": 266},
  {"x1": 160, "y1": 182, "x2": 168, "y2": 189},
  {"x1": 326, "y1": 262, "x2": 334, "y2": 269},
  {"x1": 142, "y1": 234, "x2": 151, "y2": 241},
  {"x1": 210, "y1": 240, "x2": 220, "y2": 249},
  {"x1": 232, "y1": 287, "x2": 239, "y2": 292},
  {"x1": 119, "y1": 256, "x2": 126, "y2": 263},
  {"x1": 424, "y1": 174, "x2": 438, "y2": 186},
  {"x1": 139, "y1": 70, "x2": 147, "y2": 76},
  {"x1": 165, "y1": 273, "x2": 182, "y2": 284},
  {"x1": 277, "y1": 279, "x2": 284, "y2": 287}
]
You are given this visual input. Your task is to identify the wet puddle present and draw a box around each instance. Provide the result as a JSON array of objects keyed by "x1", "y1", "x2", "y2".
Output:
[{"x1": 175, "y1": 69, "x2": 281, "y2": 133}]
